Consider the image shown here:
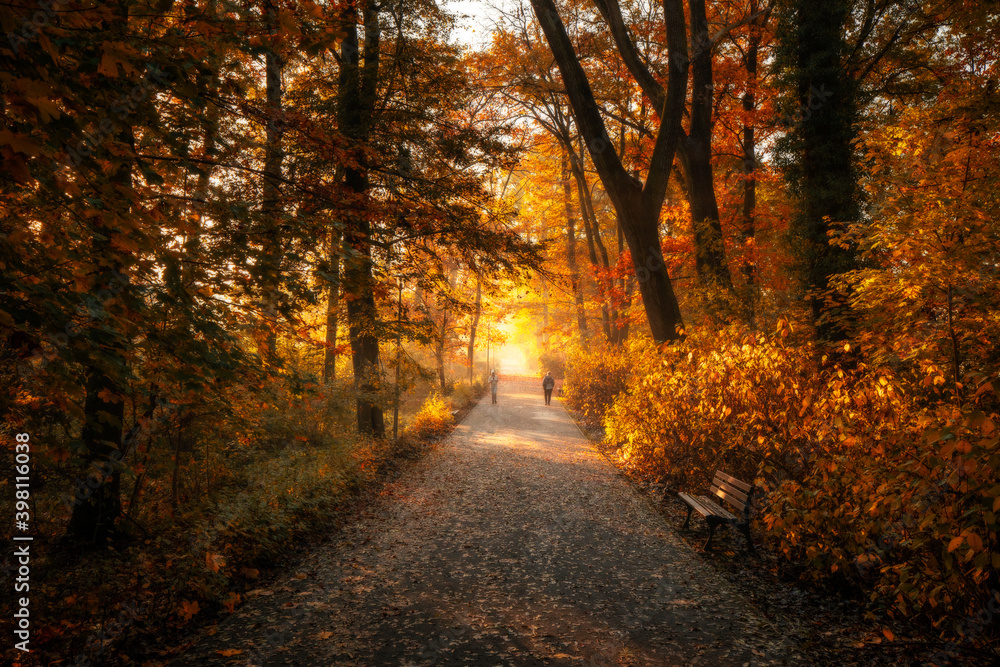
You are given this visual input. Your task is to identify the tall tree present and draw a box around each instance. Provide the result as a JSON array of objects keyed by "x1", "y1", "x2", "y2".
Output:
[
  {"x1": 338, "y1": 0, "x2": 386, "y2": 436},
  {"x1": 776, "y1": 0, "x2": 860, "y2": 343},
  {"x1": 529, "y1": 0, "x2": 687, "y2": 342},
  {"x1": 589, "y1": 0, "x2": 740, "y2": 290},
  {"x1": 259, "y1": 0, "x2": 286, "y2": 363},
  {"x1": 468, "y1": 274, "x2": 482, "y2": 383},
  {"x1": 323, "y1": 231, "x2": 341, "y2": 382},
  {"x1": 562, "y1": 150, "x2": 587, "y2": 336}
]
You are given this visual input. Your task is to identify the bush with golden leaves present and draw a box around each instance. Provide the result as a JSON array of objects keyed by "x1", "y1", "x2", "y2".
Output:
[
  {"x1": 566, "y1": 320, "x2": 999, "y2": 638},
  {"x1": 409, "y1": 393, "x2": 455, "y2": 439}
]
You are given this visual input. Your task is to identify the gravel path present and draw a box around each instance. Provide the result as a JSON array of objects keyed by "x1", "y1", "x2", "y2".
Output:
[{"x1": 175, "y1": 378, "x2": 797, "y2": 666}]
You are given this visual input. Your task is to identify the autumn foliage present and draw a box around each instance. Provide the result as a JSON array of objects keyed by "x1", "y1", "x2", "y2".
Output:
[
  {"x1": 565, "y1": 319, "x2": 999, "y2": 639},
  {"x1": 410, "y1": 393, "x2": 456, "y2": 440}
]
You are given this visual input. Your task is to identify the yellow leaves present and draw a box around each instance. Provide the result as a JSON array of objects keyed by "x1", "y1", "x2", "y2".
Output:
[
  {"x1": 410, "y1": 393, "x2": 455, "y2": 439},
  {"x1": 178, "y1": 600, "x2": 200, "y2": 621}
]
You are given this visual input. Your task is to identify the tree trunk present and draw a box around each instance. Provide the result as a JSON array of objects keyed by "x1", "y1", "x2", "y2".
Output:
[
  {"x1": 677, "y1": 0, "x2": 732, "y2": 291},
  {"x1": 562, "y1": 151, "x2": 587, "y2": 336},
  {"x1": 468, "y1": 276, "x2": 480, "y2": 383},
  {"x1": 69, "y1": 2, "x2": 131, "y2": 544},
  {"x1": 323, "y1": 232, "x2": 340, "y2": 382},
  {"x1": 540, "y1": 273, "x2": 549, "y2": 346},
  {"x1": 70, "y1": 352, "x2": 126, "y2": 543},
  {"x1": 437, "y1": 310, "x2": 448, "y2": 392},
  {"x1": 783, "y1": 0, "x2": 859, "y2": 343},
  {"x1": 573, "y1": 165, "x2": 612, "y2": 343},
  {"x1": 339, "y1": 0, "x2": 385, "y2": 437},
  {"x1": 530, "y1": 0, "x2": 686, "y2": 342},
  {"x1": 617, "y1": 220, "x2": 632, "y2": 342},
  {"x1": 260, "y1": 0, "x2": 285, "y2": 363},
  {"x1": 741, "y1": 6, "x2": 760, "y2": 328},
  {"x1": 620, "y1": 197, "x2": 683, "y2": 340}
]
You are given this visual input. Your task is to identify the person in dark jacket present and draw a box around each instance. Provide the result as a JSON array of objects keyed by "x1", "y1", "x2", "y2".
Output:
[{"x1": 542, "y1": 371, "x2": 555, "y2": 405}]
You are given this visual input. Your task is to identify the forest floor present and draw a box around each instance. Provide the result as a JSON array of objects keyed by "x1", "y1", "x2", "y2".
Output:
[{"x1": 168, "y1": 377, "x2": 802, "y2": 666}]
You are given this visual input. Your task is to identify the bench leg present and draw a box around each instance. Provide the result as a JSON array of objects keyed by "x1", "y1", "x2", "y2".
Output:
[
  {"x1": 703, "y1": 521, "x2": 717, "y2": 551},
  {"x1": 681, "y1": 505, "x2": 693, "y2": 531},
  {"x1": 740, "y1": 522, "x2": 755, "y2": 553}
]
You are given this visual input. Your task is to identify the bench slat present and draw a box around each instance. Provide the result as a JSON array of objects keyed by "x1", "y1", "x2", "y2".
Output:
[
  {"x1": 678, "y1": 492, "x2": 711, "y2": 516},
  {"x1": 711, "y1": 478, "x2": 749, "y2": 504},
  {"x1": 715, "y1": 470, "x2": 752, "y2": 493},
  {"x1": 709, "y1": 485, "x2": 748, "y2": 513},
  {"x1": 679, "y1": 492, "x2": 738, "y2": 522},
  {"x1": 697, "y1": 496, "x2": 738, "y2": 521},
  {"x1": 679, "y1": 493, "x2": 718, "y2": 519}
]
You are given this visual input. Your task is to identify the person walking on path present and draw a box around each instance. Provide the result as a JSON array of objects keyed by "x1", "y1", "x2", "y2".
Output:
[
  {"x1": 542, "y1": 371, "x2": 555, "y2": 405},
  {"x1": 489, "y1": 370, "x2": 499, "y2": 404}
]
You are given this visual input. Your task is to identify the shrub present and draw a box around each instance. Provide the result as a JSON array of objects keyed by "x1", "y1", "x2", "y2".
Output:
[
  {"x1": 409, "y1": 393, "x2": 454, "y2": 439},
  {"x1": 563, "y1": 340, "x2": 634, "y2": 424},
  {"x1": 570, "y1": 319, "x2": 1000, "y2": 638},
  {"x1": 764, "y1": 387, "x2": 1000, "y2": 634},
  {"x1": 448, "y1": 380, "x2": 485, "y2": 409},
  {"x1": 539, "y1": 349, "x2": 567, "y2": 379}
]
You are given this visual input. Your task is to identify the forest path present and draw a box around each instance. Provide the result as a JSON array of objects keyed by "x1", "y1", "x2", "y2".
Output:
[{"x1": 175, "y1": 378, "x2": 795, "y2": 666}]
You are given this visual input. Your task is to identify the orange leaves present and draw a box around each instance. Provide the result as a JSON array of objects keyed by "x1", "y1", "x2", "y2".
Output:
[
  {"x1": 178, "y1": 600, "x2": 200, "y2": 621},
  {"x1": 205, "y1": 552, "x2": 226, "y2": 573},
  {"x1": 97, "y1": 53, "x2": 120, "y2": 78},
  {"x1": 573, "y1": 315, "x2": 999, "y2": 634},
  {"x1": 947, "y1": 531, "x2": 984, "y2": 554},
  {"x1": 222, "y1": 592, "x2": 242, "y2": 614},
  {"x1": 0, "y1": 129, "x2": 42, "y2": 156},
  {"x1": 97, "y1": 388, "x2": 120, "y2": 404}
]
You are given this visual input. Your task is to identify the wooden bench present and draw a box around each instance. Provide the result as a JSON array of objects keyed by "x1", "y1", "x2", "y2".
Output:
[{"x1": 678, "y1": 470, "x2": 755, "y2": 552}]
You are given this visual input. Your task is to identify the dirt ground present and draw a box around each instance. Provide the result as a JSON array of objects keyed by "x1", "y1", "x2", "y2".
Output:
[{"x1": 172, "y1": 378, "x2": 801, "y2": 666}]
